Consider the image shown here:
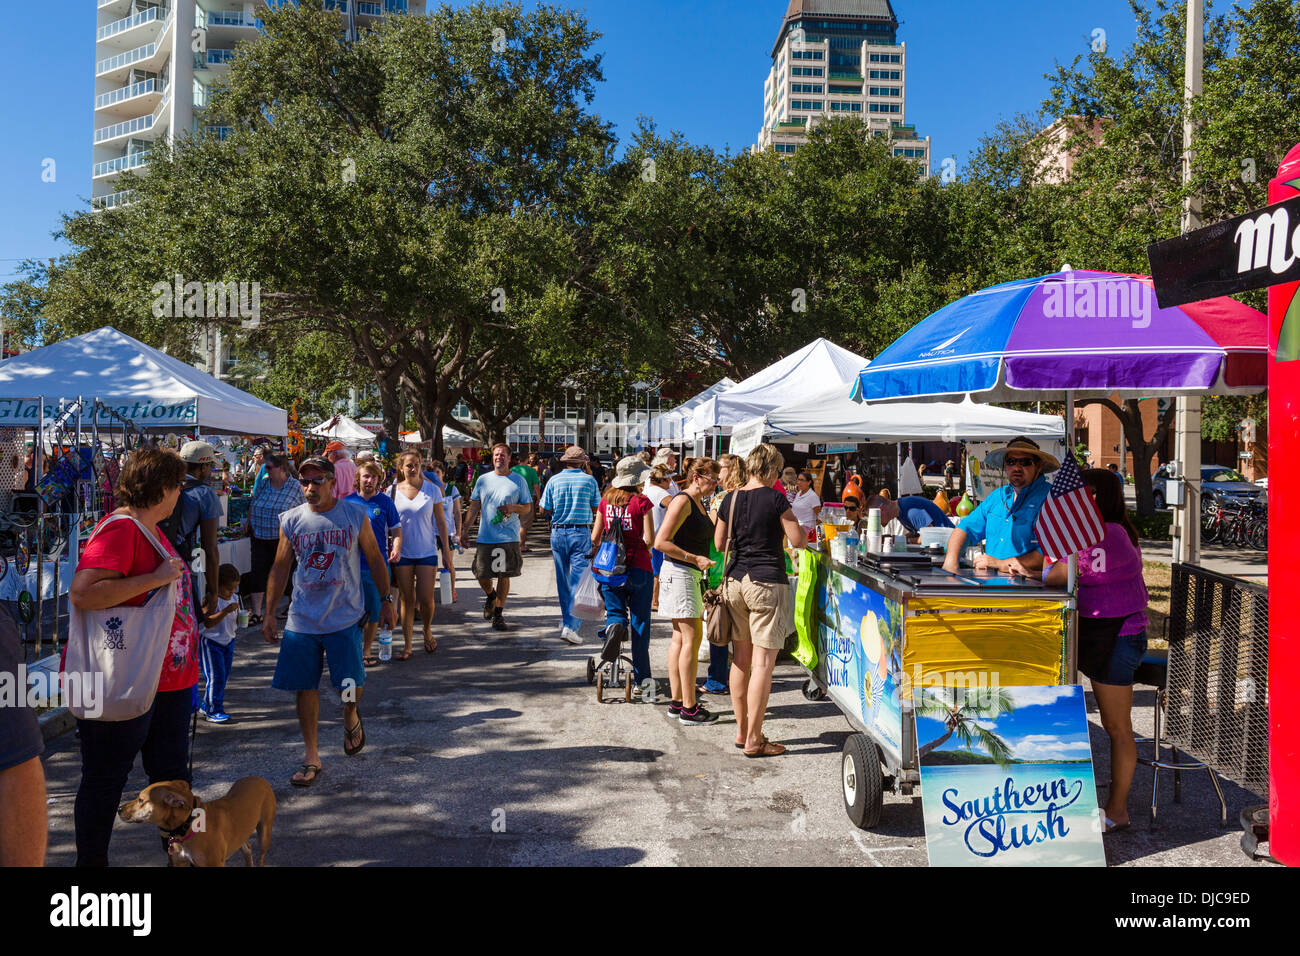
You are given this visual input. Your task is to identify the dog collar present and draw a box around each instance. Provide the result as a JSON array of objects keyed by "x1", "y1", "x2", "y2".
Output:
[{"x1": 165, "y1": 799, "x2": 203, "y2": 849}]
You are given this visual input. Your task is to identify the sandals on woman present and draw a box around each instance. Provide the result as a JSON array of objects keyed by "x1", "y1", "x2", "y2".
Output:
[
  {"x1": 248, "y1": 613, "x2": 264, "y2": 627},
  {"x1": 424, "y1": 633, "x2": 438, "y2": 654}
]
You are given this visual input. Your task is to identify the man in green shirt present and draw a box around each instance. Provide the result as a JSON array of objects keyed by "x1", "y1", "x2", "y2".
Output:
[{"x1": 511, "y1": 453, "x2": 542, "y2": 550}]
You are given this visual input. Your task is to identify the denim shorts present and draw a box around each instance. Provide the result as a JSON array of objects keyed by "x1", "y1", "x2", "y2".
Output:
[
  {"x1": 394, "y1": 553, "x2": 438, "y2": 568},
  {"x1": 1093, "y1": 629, "x2": 1150, "y2": 686},
  {"x1": 272, "y1": 625, "x2": 364, "y2": 692}
]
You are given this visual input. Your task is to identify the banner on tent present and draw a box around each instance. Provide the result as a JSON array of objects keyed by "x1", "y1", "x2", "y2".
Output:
[
  {"x1": 0, "y1": 399, "x2": 197, "y2": 428},
  {"x1": 728, "y1": 418, "x2": 767, "y2": 458}
]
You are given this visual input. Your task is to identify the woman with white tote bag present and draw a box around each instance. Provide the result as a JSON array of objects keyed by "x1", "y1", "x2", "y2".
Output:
[{"x1": 65, "y1": 447, "x2": 201, "y2": 867}]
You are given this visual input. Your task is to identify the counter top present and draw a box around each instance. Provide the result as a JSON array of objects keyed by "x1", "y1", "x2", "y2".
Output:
[{"x1": 811, "y1": 545, "x2": 1070, "y2": 598}]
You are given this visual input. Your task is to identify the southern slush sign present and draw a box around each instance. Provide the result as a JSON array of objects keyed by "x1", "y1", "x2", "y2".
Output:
[{"x1": 1148, "y1": 194, "x2": 1300, "y2": 310}]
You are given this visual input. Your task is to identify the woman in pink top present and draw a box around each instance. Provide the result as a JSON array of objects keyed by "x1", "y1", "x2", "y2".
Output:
[{"x1": 1045, "y1": 468, "x2": 1149, "y2": 833}]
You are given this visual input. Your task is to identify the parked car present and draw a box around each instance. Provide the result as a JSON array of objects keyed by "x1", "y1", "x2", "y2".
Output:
[{"x1": 1151, "y1": 464, "x2": 1263, "y2": 510}]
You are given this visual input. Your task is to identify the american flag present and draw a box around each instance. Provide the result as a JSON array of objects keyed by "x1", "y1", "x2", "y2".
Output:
[{"x1": 1034, "y1": 454, "x2": 1104, "y2": 562}]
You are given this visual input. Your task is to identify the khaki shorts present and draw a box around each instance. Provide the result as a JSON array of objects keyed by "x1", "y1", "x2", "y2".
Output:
[
  {"x1": 723, "y1": 574, "x2": 793, "y2": 650},
  {"x1": 473, "y1": 542, "x2": 523, "y2": 580}
]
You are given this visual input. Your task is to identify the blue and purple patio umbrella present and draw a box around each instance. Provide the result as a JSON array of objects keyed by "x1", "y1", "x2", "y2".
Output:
[{"x1": 853, "y1": 269, "x2": 1267, "y2": 404}]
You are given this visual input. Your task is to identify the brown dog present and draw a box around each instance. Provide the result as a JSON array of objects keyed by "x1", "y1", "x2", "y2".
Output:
[{"x1": 119, "y1": 777, "x2": 276, "y2": 867}]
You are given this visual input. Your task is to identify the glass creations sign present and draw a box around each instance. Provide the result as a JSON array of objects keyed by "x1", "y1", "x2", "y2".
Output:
[
  {"x1": 916, "y1": 685, "x2": 1105, "y2": 866},
  {"x1": 0, "y1": 399, "x2": 197, "y2": 427}
]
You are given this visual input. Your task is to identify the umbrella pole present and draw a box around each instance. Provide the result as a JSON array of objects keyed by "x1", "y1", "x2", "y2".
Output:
[
  {"x1": 1066, "y1": 390, "x2": 1079, "y2": 683},
  {"x1": 1066, "y1": 391, "x2": 1078, "y2": 594}
]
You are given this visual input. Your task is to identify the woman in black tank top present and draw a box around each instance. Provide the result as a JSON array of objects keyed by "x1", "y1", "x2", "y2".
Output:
[{"x1": 653, "y1": 459, "x2": 722, "y2": 723}]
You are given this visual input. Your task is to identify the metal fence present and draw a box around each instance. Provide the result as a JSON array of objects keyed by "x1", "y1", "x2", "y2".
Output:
[{"x1": 1165, "y1": 563, "x2": 1269, "y2": 798}]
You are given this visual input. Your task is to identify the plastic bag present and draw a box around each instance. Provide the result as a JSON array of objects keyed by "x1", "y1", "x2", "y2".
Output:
[{"x1": 572, "y1": 565, "x2": 605, "y2": 622}]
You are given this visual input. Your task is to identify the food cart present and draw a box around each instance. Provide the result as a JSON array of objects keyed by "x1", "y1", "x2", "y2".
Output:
[{"x1": 794, "y1": 545, "x2": 1075, "y2": 829}]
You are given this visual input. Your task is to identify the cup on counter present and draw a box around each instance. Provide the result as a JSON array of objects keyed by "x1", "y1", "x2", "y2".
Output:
[
  {"x1": 865, "y1": 532, "x2": 882, "y2": 554},
  {"x1": 880, "y1": 534, "x2": 894, "y2": 553}
]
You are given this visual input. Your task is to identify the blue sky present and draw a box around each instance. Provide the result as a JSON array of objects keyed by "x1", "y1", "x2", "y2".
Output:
[
  {"x1": 0, "y1": 0, "x2": 1144, "y2": 282},
  {"x1": 915, "y1": 685, "x2": 1094, "y2": 760}
]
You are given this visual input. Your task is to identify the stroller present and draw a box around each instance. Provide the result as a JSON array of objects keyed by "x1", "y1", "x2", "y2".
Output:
[{"x1": 585, "y1": 621, "x2": 635, "y2": 703}]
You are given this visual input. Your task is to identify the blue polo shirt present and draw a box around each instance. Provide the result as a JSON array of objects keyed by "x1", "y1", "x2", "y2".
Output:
[
  {"x1": 539, "y1": 468, "x2": 601, "y2": 526},
  {"x1": 958, "y1": 475, "x2": 1050, "y2": 560},
  {"x1": 897, "y1": 496, "x2": 954, "y2": 535}
]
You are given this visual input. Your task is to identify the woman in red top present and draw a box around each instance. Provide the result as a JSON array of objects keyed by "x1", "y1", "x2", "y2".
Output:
[
  {"x1": 590, "y1": 456, "x2": 656, "y2": 691},
  {"x1": 69, "y1": 447, "x2": 199, "y2": 867}
]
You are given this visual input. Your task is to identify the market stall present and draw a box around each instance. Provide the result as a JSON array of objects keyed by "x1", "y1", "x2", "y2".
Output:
[
  {"x1": 647, "y1": 377, "x2": 736, "y2": 446},
  {"x1": 309, "y1": 414, "x2": 375, "y2": 448}
]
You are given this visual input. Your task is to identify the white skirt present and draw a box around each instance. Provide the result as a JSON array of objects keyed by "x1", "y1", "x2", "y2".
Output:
[{"x1": 658, "y1": 561, "x2": 703, "y2": 619}]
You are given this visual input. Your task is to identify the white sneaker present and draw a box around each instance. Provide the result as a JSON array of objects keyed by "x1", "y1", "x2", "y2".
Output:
[{"x1": 560, "y1": 626, "x2": 582, "y2": 645}]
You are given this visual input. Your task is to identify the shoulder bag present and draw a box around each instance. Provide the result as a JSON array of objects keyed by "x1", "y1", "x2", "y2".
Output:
[
  {"x1": 63, "y1": 515, "x2": 179, "y2": 722},
  {"x1": 703, "y1": 492, "x2": 739, "y2": 647}
]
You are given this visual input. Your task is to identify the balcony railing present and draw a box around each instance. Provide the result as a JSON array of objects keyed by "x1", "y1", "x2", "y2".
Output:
[
  {"x1": 93, "y1": 190, "x2": 136, "y2": 210},
  {"x1": 357, "y1": 1, "x2": 381, "y2": 13},
  {"x1": 93, "y1": 149, "x2": 152, "y2": 178},
  {"x1": 97, "y1": 6, "x2": 161, "y2": 42},
  {"x1": 207, "y1": 10, "x2": 261, "y2": 27},
  {"x1": 97, "y1": 42, "x2": 157, "y2": 75},
  {"x1": 95, "y1": 113, "x2": 154, "y2": 143},
  {"x1": 205, "y1": 49, "x2": 237, "y2": 66},
  {"x1": 95, "y1": 77, "x2": 157, "y2": 109}
]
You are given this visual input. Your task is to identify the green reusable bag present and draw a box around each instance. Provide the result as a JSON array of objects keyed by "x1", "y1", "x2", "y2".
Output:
[{"x1": 791, "y1": 549, "x2": 820, "y2": 671}]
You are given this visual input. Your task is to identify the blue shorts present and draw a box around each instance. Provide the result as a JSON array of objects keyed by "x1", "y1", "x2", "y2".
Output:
[
  {"x1": 651, "y1": 549, "x2": 664, "y2": 575},
  {"x1": 394, "y1": 553, "x2": 438, "y2": 568},
  {"x1": 271, "y1": 625, "x2": 365, "y2": 692},
  {"x1": 360, "y1": 568, "x2": 386, "y2": 625},
  {"x1": 1094, "y1": 630, "x2": 1150, "y2": 686}
]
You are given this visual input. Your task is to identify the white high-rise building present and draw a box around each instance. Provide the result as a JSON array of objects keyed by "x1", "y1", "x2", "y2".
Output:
[
  {"x1": 756, "y1": 0, "x2": 930, "y2": 173},
  {"x1": 92, "y1": 1, "x2": 426, "y2": 211}
]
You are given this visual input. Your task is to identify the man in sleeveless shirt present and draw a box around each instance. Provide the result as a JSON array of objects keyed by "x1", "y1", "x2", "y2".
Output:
[{"x1": 263, "y1": 456, "x2": 393, "y2": 787}]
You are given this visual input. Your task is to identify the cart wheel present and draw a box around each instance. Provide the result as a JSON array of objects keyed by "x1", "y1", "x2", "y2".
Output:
[
  {"x1": 624, "y1": 672, "x2": 633, "y2": 702},
  {"x1": 801, "y1": 677, "x2": 826, "y2": 702},
  {"x1": 842, "y1": 733, "x2": 884, "y2": 830},
  {"x1": 585, "y1": 657, "x2": 596, "y2": 686},
  {"x1": 596, "y1": 671, "x2": 605, "y2": 704}
]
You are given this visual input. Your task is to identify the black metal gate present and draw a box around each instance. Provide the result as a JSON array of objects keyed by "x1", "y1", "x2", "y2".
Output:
[{"x1": 1166, "y1": 563, "x2": 1269, "y2": 798}]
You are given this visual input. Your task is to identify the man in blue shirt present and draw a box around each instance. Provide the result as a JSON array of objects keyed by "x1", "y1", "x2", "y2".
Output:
[
  {"x1": 176, "y1": 441, "x2": 225, "y2": 615},
  {"x1": 539, "y1": 445, "x2": 601, "y2": 645},
  {"x1": 463, "y1": 443, "x2": 532, "y2": 632},
  {"x1": 943, "y1": 437, "x2": 1059, "y2": 575}
]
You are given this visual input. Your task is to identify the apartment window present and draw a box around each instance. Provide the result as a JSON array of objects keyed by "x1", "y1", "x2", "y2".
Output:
[
  {"x1": 869, "y1": 53, "x2": 902, "y2": 64},
  {"x1": 790, "y1": 83, "x2": 823, "y2": 94},
  {"x1": 830, "y1": 101, "x2": 863, "y2": 112},
  {"x1": 775, "y1": 144, "x2": 798, "y2": 154},
  {"x1": 869, "y1": 70, "x2": 901, "y2": 80},
  {"x1": 790, "y1": 66, "x2": 824, "y2": 77},
  {"x1": 894, "y1": 148, "x2": 926, "y2": 158},
  {"x1": 828, "y1": 84, "x2": 861, "y2": 94},
  {"x1": 868, "y1": 103, "x2": 901, "y2": 114},
  {"x1": 830, "y1": 54, "x2": 861, "y2": 67},
  {"x1": 790, "y1": 100, "x2": 823, "y2": 111},
  {"x1": 869, "y1": 87, "x2": 901, "y2": 97}
]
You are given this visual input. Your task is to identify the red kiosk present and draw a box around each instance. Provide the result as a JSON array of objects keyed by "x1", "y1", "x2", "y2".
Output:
[{"x1": 1268, "y1": 143, "x2": 1300, "y2": 866}]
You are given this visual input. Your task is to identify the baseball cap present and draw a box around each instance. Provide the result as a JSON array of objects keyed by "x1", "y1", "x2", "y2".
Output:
[
  {"x1": 299, "y1": 456, "x2": 336, "y2": 477},
  {"x1": 179, "y1": 440, "x2": 218, "y2": 465}
]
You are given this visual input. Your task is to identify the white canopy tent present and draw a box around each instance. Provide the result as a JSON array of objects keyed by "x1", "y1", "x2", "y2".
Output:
[
  {"x1": 647, "y1": 377, "x2": 736, "y2": 445},
  {"x1": 400, "y1": 426, "x2": 478, "y2": 448},
  {"x1": 750, "y1": 390, "x2": 1066, "y2": 444},
  {"x1": 691, "y1": 338, "x2": 871, "y2": 438},
  {"x1": 309, "y1": 414, "x2": 375, "y2": 447},
  {"x1": 0, "y1": 327, "x2": 287, "y2": 436}
]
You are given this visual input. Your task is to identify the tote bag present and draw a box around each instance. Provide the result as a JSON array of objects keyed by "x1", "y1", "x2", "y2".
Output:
[{"x1": 63, "y1": 515, "x2": 179, "y2": 722}]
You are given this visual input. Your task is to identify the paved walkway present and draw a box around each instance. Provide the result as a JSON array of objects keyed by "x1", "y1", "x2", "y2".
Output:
[
  {"x1": 1140, "y1": 539, "x2": 1268, "y2": 583},
  {"x1": 38, "y1": 538, "x2": 1270, "y2": 867}
]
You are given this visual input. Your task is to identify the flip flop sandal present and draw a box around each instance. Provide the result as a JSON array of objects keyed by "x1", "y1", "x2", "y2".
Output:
[
  {"x1": 1103, "y1": 817, "x2": 1131, "y2": 833},
  {"x1": 344, "y1": 714, "x2": 365, "y2": 756},
  {"x1": 743, "y1": 740, "x2": 786, "y2": 758},
  {"x1": 290, "y1": 764, "x2": 322, "y2": 787},
  {"x1": 362, "y1": 656, "x2": 382, "y2": 668},
  {"x1": 248, "y1": 614, "x2": 264, "y2": 627},
  {"x1": 735, "y1": 734, "x2": 768, "y2": 751},
  {"x1": 424, "y1": 634, "x2": 437, "y2": 654}
]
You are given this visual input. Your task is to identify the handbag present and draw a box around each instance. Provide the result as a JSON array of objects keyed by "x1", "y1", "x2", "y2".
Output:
[
  {"x1": 63, "y1": 515, "x2": 179, "y2": 722},
  {"x1": 704, "y1": 493, "x2": 739, "y2": 647},
  {"x1": 571, "y1": 564, "x2": 605, "y2": 622}
]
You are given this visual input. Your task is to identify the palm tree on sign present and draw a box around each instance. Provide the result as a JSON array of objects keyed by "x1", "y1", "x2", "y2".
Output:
[{"x1": 916, "y1": 686, "x2": 1017, "y2": 767}]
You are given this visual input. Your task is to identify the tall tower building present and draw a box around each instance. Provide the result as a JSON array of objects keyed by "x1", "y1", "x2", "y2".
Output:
[
  {"x1": 756, "y1": 0, "x2": 930, "y2": 172},
  {"x1": 92, "y1": 1, "x2": 426, "y2": 211}
]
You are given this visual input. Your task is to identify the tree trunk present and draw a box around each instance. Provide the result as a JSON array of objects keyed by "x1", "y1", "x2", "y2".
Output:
[
  {"x1": 917, "y1": 728, "x2": 954, "y2": 761},
  {"x1": 1079, "y1": 398, "x2": 1176, "y2": 515},
  {"x1": 376, "y1": 370, "x2": 404, "y2": 443}
]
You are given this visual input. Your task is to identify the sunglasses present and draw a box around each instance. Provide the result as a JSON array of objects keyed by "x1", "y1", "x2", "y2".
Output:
[
  {"x1": 1004, "y1": 456, "x2": 1036, "y2": 467},
  {"x1": 298, "y1": 476, "x2": 329, "y2": 487}
]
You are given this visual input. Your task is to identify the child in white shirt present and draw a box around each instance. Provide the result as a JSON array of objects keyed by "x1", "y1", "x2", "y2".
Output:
[{"x1": 199, "y1": 564, "x2": 241, "y2": 724}]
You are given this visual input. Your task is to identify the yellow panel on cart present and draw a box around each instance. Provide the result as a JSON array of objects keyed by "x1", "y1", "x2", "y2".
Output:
[{"x1": 902, "y1": 597, "x2": 1067, "y2": 692}]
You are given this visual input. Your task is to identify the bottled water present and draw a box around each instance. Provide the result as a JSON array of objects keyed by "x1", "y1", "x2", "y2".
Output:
[
  {"x1": 439, "y1": 569, "x2": 453, "y2": 604},
  {"x1": 377, "y1": 629, "x2": 393, "y2": 662}
]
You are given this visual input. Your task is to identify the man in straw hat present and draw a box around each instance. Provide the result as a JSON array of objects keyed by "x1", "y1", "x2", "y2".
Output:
[
  {"x1": 941, "y1": 436, "x2": 1059, "y2": 576},
  {"x1": 539, "y1": 445, "x2": 601, "y2": 644}
]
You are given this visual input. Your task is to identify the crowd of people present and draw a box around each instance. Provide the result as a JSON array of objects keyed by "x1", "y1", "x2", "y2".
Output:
[{"x1": 0, "y1": 428, "x2": 1152, "y2": 865}]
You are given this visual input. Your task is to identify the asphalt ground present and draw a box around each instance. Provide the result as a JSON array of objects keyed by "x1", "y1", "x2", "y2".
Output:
[{"x1": 37, "y1": 531, "x2": 1273, "y2": 868}]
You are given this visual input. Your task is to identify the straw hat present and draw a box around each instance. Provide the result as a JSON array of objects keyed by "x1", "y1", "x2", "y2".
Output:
[
  {"x1": 612, "y1": 455, "x2": 651, "y2": 489},
  {"x1": 989, "y1": 436, "x2": 1060, "y2": 473},
  {"x1": 651, "y1": 447, "x2": 677, "y2": 467},
  {"x1": 559, "y1": 444, "x2": 589, "y2": 465}
]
